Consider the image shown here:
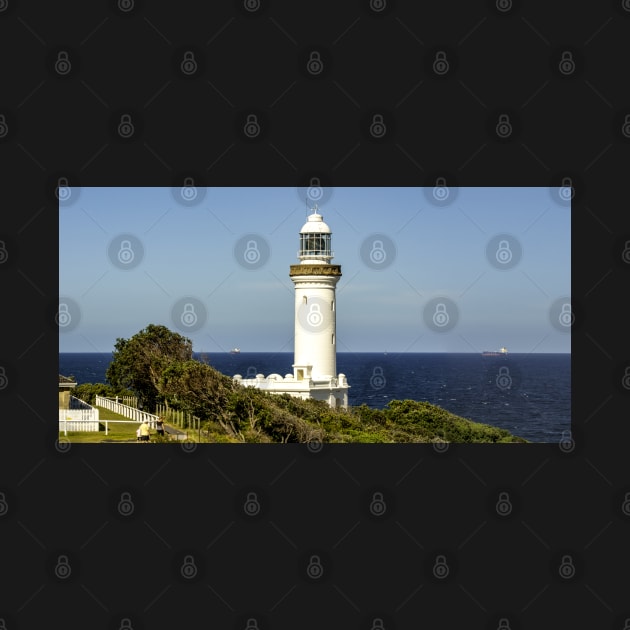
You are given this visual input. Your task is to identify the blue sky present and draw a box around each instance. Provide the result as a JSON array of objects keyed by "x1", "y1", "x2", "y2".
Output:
[{"x1": 59, "y1": 186, "x2": 571, "y2": 353}]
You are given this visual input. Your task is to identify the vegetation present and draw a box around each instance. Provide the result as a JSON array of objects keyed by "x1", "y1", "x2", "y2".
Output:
[
  {"x1": 69, "y1": 324, "x2": 528, "y2": 444},
  {"x1": 71, "y1": 382, "x2": 135, "y2": 406},
  {"x1": 105, "y1": 324, "x2": 193, "y2": 411}
]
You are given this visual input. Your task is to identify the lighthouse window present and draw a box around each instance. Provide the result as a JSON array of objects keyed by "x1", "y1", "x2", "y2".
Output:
[
  {"x1": 300, "y1": 233, "x2": 331, "y2": 257},
  {"x1": 332, "y1": 333, "x2": 335, "y2": 345},
  {"x1": 331, "y1": 301, "x2": 334, "y2": 311},
  {"x1": 303, "y1": 296, "x2": 307, "y2": 304}
]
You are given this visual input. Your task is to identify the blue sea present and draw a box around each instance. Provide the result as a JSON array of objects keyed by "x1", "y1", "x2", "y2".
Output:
[{"x1": 59, "y1": 352, "x2": 571, "y2": 443}]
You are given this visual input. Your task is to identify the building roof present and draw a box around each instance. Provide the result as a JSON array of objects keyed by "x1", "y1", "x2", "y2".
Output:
[
  {"x1": 300, "y1": 206, "x2": 332, "y2": 234},
  {"x1": 59, "y1": 374, "x2": 77, "y2": 387}
]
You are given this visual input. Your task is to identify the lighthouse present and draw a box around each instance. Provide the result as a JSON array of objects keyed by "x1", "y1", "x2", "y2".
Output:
[{"x1": 233, "y1": 205, "x2": 349, "y2": 409}]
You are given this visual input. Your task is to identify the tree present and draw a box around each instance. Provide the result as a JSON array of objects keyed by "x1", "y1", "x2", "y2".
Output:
[
  {"x1": 72, "y1": 382, "x2": 134, "y2": 405},
  {"x1": 105, "y1": 324, "x2": 193, "y2": 411},
  {"x1": 159, "y1": 359, "x2": 235, "y2": 421}
]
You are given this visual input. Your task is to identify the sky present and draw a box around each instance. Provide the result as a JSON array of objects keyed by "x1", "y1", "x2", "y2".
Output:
[{"x1": 59, "y1": 186, "x2": 571, "y2": 354}]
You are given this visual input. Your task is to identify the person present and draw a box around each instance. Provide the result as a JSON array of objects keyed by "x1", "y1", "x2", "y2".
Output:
[
  {"x1": 136, "y1": 426, "x2": 141, "y2": 442},
  {"x1": 139, "y1": 420, "x2": 150, "y2": 442},
  {"x1": 156, "y1": 416, "x2": 165, "y2": 437}
]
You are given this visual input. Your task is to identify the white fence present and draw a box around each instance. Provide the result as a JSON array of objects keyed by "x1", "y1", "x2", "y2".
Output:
[
  {"x1": 95, "y1": 395, "x2": 159, "y2": 428},
  {"x1": 59, "y1": 396, "x2": 100, "y2": 433}
]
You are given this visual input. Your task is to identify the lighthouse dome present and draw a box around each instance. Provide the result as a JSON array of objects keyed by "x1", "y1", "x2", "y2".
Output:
[
  {"x1": 297, "y1": 206, "x2": 333, "y2": 262},
  {"x1": 300, "y1": 207, "x2": 332, "y2": 234}
]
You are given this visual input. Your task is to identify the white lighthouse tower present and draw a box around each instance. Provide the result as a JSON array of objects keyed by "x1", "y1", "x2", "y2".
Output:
[{"x1": 233, "y1": 205, "x2": 349, "y2": 409}]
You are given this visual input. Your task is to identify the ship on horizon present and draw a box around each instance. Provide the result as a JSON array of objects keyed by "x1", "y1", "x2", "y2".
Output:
[
  {"x1": 229, "y1": 348, "x2": 241, "y2": 354},
  {"x1": 482, "y1": 346, "x2": 508, "y2": 357}
]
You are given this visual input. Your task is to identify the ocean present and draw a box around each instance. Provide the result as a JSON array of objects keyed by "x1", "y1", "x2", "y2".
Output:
[{"x1": 59, "y1": 352, "x2": 571, "y2": 443}]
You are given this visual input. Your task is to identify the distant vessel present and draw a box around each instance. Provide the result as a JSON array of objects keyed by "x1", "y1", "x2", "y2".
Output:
[
  {"x1": 482, "y1": 347, "x2": 508, "y2": 357},
  {"x1": 230, "y1": 348, "x2": 241, "y2": 354}
]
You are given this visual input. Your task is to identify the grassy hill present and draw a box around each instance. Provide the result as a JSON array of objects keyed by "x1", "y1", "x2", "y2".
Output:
[
  {"x1": 71, "y1": 361, "x2": 528, "y2": 444},
  {"x1": 198, "y1": 367, "x2": 528, "y2": 444}
]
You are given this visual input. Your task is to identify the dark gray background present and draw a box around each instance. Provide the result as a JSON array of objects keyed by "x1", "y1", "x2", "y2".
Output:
[{"x1": 1, "y1": 0, "x2": 628, "y2": 628}]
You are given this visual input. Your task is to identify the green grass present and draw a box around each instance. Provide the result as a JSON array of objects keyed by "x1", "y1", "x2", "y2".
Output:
[{"x1": 60, "y1": 406, "x2": 193, "y2": 443}]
